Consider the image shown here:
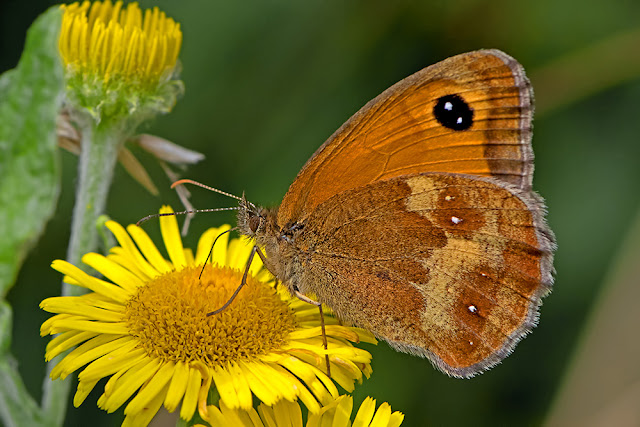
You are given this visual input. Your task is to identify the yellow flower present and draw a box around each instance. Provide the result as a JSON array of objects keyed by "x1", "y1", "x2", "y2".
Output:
[
  {"x1": 41, "y1": 206, "x2": 376, "y2": 426},
  {"x1": 59, "y1": 0, "x2": 181, "y2": 85},
  {"x1": 203, "y1": 395, "x2": 405, "y2": 427},
  {"x1": 58, "y1": 1, "x2": 184, "y2": 121}
]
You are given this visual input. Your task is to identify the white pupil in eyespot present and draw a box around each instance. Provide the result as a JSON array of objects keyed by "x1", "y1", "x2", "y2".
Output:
[{"x1": 444, "y1": 101, "x2": 453, "y2": 111}]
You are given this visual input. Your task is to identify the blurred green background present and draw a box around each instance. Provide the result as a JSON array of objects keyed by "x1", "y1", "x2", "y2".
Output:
[{"x1": 2, "y1": 1, "x2": 640, "y2": 426}]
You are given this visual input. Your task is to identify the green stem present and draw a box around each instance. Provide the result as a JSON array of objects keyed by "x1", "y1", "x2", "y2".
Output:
[
  {"x1": 41, "y1": 117, "x2": 125, "y2": 426},
  {"x1": 65, "y1": 119, "x2": 124, "y2": 282}
]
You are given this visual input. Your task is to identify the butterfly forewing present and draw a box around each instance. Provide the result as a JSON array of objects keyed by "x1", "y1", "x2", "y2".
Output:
[{"x1": 277, "y1": 50, "x2": 534, "y2": 229}]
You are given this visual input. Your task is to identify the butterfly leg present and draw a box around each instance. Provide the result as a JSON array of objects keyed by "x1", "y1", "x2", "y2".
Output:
[
  {"x1": 293, "y1": 290, "x2": 332, "y2": 378},
  {"x1": 207, "y1": 244, "x2": 258, "y2": 316},
  {"x1": 253, "y1": 248, "x2": 332, "y2": 377},
  {"x1": 200, "y1": 227, "x2": 237, "y2": 279}
]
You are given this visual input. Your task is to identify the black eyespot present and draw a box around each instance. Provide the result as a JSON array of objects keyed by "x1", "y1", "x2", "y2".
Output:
[{"x1": 434, "y1": 94, "x2": 473, "y2": 131}]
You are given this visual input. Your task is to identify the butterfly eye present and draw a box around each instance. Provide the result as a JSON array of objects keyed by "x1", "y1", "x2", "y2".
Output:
[
  {"x1": 249, "y1": 215, "x2": 261, "y2": 233},
  {"x1": 433, "y1": 94, "x2": 473, "y2": 131}
]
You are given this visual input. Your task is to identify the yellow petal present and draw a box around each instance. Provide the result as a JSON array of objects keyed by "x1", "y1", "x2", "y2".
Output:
[
  {"x1": 195, "y1": 225, "x2": 232, "y2": 266},
  {"x1": 77, "y1": 292, "x2": 126, "y2": 312},
  {"x1": 226, "y1": 361, "x2": 254, "y2": 410},
  {"x1": 245, "y1": 406, "x2": 266, "y2": 427},
  {"x1": 41, "y1": 313, "x2": 72, "y2": 336},
  {"x1": 270, "y1": 363, "x2": 320, "y2": 414},
  {"x1": 277, "y1": 356, "x2": 336, "y2": 406},
  {"x1": 184, "y1": 247, "x2": 195, "y2": 265},
  {"x1": 243, "y1": 361, "x2": 298, "y2": 403},
  {"x1": 82, "y1": 253, "x2": 144, "y2": 293},
  {"x1": 45, "y1": 330, "x2": 95, "y2": 361},
  {"x1": 205, "y1": 404, "x2": 229, "y2": 426},
  {"x1": 220, "y1": 400, "x2": 258, "y2": 426},
  {"x1": 127, "y1": 224, "x2": 172, "y2": 274},
  {"x1": 351, "y1": 328, "x2": 378, "y2": 345},
  {"x1": 101, "y1": 357, "x2": 161, "y2": 412},
  {"x1": 195, "y1": 228, "x2": 216, "y2": 265},
  {"x1": 353, "y1": 397, "x2": 376, "y2": 427},
  {"x1": 327, "y1": 358, "x2": 362, "y2": 391},
  {"x1": 78, "y1": 345, "x2": 146, "y2": 383},
  {"x1": 122, "y1": 383, "x2": 168, "y2": 427},
  {"x1": 125, "y1": 361, "x2": 174, "y2": 414},
  {"x1": 370, "y1": 402, "x2": 392, "y2": 427},
  {"x1": 272, "y1": 399, "x2": 303, "y2": 427},
  {"x1": 164, "y1": 360, "x2": 189, "y2": 412},
  {"x1": 287, "y1": 326, "x2": 360, "y2": 342},
  {"x1": 74, "y1": 378, "x2": 99, "y2": 407},
  {"x1": 40, "y1": 296, "x2": 123, "y2": 322},
  {"x1": 257, "y1": 403, "x2": 278, "y2": 427},
  {"x1": 53, "y1": 335, "x2": 130, "y2": 380},
  {"x1": 226, "y1": 238, "x2": 252, "y2": 270},
  {"x1": 388, "y1": 412, "x2": 405, "y2": 427},
  {"x1": 159, "y1": 205, "x2": 186, "y2": 268},
  {"x1": 51, "y1": 260, "x2": 130, "y2": 302},
  {"x1": 49, "y1": 318, "x2": 129, "y2": 335},
  {"x1": 107, "y1": 249, "x2": 151, "y2": 282},
  {"x1": 179, "y1": 366, "x2": 201, "y2": 421},
  {"x1": 307, "y1": 396, "x2": 342, "y2": 427},
  {"x1": 333, "y1": 395, "x2": 354, "y2": 427},
  {"x1": 212, "y1": 363, "x2": 242, "y2": 409},
  {"x1": 106, "y1": 220, "x2": 163, "y2": 277},
  {"x1": 236, "y1": 360, "x2": 279, "y2": 406}
]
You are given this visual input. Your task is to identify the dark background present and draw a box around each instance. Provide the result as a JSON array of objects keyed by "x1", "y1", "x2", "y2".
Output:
[{"x1": 3, "y1": 1, "x2": 640, "y2": 426}]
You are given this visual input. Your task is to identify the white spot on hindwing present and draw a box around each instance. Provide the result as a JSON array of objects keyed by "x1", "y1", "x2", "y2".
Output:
[{"x1": 403, "y1": 175, "x2": 508, "y2": 338}]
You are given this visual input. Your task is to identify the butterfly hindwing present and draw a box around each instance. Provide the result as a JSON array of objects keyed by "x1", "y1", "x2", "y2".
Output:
[{"x1": 291, "y1": 172, "x2": 554, "y2": 377}]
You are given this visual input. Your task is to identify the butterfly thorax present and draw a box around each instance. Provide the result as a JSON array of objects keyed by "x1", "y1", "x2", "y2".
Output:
[{"x1": 237, "y1": 199, "x2": 305, "y2": 296}]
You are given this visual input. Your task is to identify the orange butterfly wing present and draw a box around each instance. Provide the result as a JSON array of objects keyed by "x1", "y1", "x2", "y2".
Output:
[
  {"x1": 277, "y1": 49, "x2": 533, "y2": 228},
  {"x1": 252, "y1": 49, "x2": 555, "y2": 377},
  {"x1": 291, "y1": 173, "x2": 554, "y2": 377}
]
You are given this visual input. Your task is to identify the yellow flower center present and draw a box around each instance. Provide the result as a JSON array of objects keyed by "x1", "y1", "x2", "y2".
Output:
[
  {"x1": 59, "y1": 1, "x2": 182, "y2": 84},
  {"x1": 124, "y1": 265, "x2": 297, "y2": 366}
]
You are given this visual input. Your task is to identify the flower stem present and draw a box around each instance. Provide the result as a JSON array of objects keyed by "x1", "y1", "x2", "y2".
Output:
[
  {"x1": 41, "y1": 117, "x2": 125, "y2": 425},
  {"x1": 64, "y1": 119, "x2": 124, "y2": 285}
]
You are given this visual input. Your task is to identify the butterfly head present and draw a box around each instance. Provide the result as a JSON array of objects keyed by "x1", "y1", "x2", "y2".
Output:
[
  {"x1": 237, "y1": 194, "x2": 279, "y2": 243},
  {"x1": 236, "y1": 195, "x2": 260, "y2": 235}
]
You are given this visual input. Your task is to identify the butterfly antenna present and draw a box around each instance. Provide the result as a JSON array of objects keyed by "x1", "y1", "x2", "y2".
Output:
[
  {"x1": 173, "y1": 179, "x2": 258, "y2": 211},
  {"x1": 172, "y1": 179, "x2": 243, "y2": 201},
  {"x1": 136, "y1": 207, "x2": 240, "y2": 227}
]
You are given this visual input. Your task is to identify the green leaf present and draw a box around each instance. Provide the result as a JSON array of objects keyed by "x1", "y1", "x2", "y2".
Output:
[
  {"x1": 0, "y1": 301, "x2": 45, "y2": 426},
  {"x1": 0, "y1": 6, "x2": 64, "y2": 296},
  {"x1": 0, "y1": 6, "x2": 64, "y2": 427}
]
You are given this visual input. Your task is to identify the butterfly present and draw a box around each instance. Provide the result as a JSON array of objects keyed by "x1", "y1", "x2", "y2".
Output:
[{"x1": 230, "y1": 49, "x2": 556, "y2": 378}]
